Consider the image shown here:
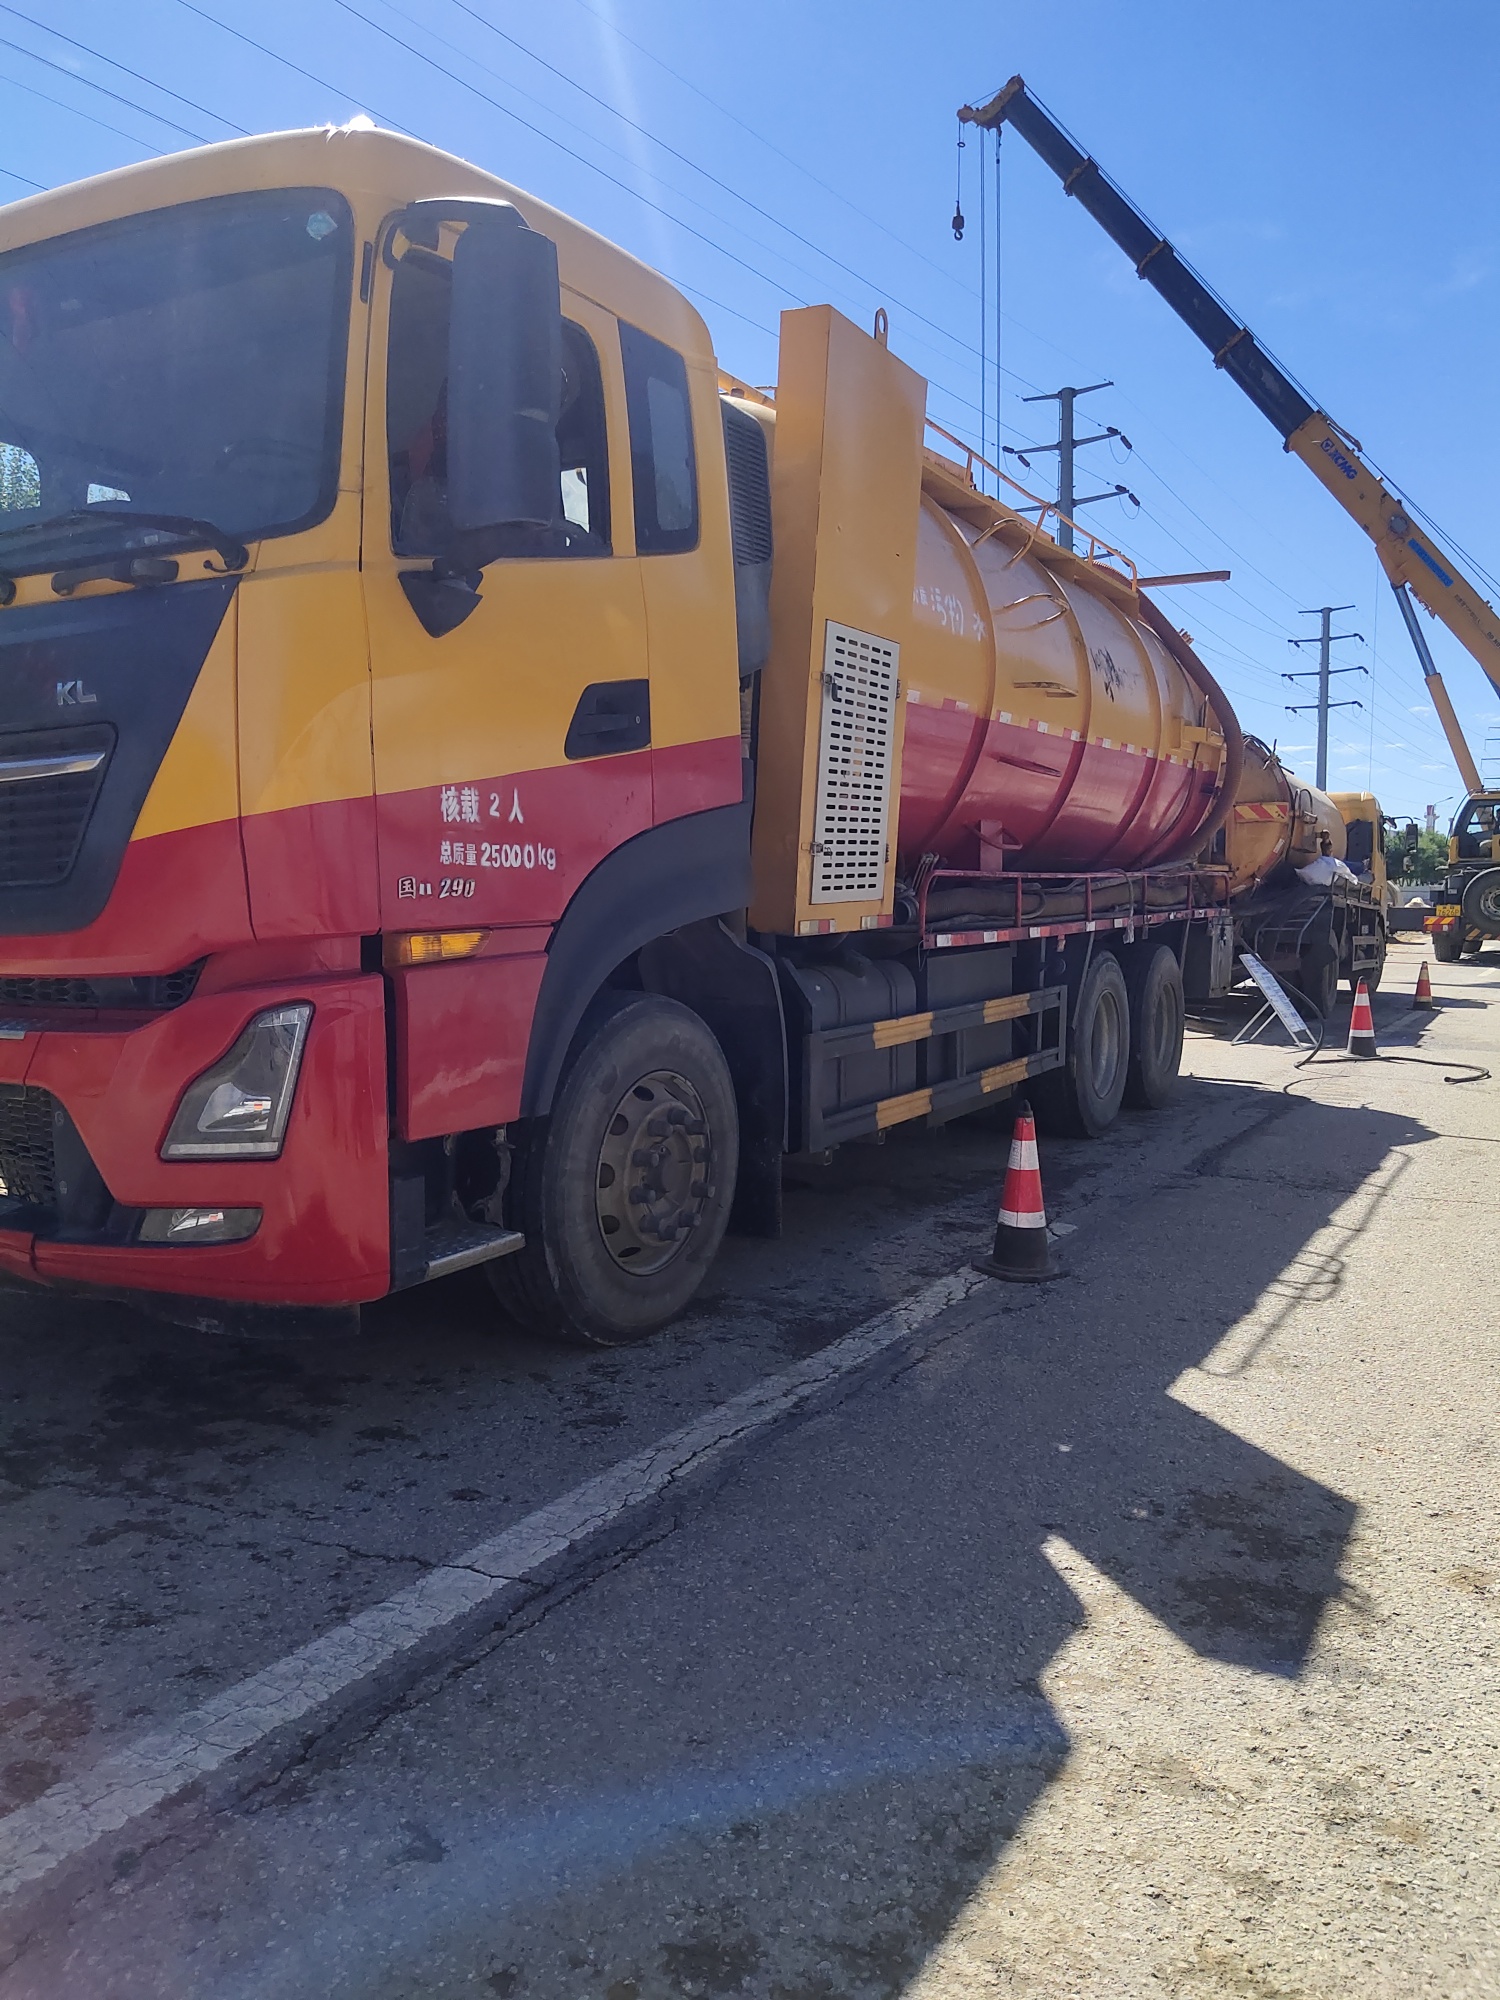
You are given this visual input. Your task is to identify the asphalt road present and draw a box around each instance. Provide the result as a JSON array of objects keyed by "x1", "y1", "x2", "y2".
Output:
[{"x1": 1, "y1": 937, "x2": 1496, "y2": 1997}]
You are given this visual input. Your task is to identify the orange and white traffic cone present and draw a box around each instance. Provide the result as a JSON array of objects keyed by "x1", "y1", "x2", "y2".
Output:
[
  {"x1": 1412, "y1": 959, "x2": 1436, "y2": 1010},
  {"x1": 976, "y1": 1100, "x2": 1061, "y2": 1283},
  {"x1": 1347, "y1": 978, "x2": 1378, "y2": 1058}
]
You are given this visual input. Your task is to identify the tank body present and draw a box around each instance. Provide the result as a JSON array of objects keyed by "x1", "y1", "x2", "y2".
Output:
[
  {"x1": 896, "y1": 490, "x2": 1234, "y2": 874},
  {"x1": 1220, "y1": 735, "x2": 1345, "y2": 896}
]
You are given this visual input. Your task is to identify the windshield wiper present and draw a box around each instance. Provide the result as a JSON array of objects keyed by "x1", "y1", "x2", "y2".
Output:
[{"x1": 0, "y1": 508, "x2": 250, "y2": 572}]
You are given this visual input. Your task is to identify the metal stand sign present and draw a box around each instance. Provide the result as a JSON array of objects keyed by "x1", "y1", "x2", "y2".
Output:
[{"x1": 1233, "y1": 950, "x2": 1319, "y2": 1050}]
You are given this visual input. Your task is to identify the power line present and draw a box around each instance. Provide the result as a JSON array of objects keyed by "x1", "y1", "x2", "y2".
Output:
[
  {"x1": 0, "y1": 3, "x2": 247, "y2": 134},
  {"x1": 326, "y1": 0, "x2": 823, "y2": 308},
  {"x1": 170, "y1": 0, "x2": 424, "y2": 137},
  {"x1": 0, "y1": 160, "x2": 43, "y2": 189},
  {"x1": 0, "y1": 66, "x2": 168, "y2": 153},
  {"x1": 0, "y1": 28, "x2": 209, "y2": 142},
  {"x1": 560, "y1": 0, "x2": 982, "y2": 301}
]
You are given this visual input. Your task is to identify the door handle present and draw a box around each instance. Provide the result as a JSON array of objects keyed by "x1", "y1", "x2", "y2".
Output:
[{"x1": 564, "y1": 680, "x2": 651, "y2": 760}]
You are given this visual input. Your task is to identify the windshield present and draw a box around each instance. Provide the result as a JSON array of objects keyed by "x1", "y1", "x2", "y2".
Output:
[{"x1": 0, "y1": 188, "x2": 352, "y2": 574}]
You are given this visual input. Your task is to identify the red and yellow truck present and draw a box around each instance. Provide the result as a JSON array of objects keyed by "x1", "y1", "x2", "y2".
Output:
[{"x1": 0, "y1": 127, "x2": 1255, "y2": 1341}]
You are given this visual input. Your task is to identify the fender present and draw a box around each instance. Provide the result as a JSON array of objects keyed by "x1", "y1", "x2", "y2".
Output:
[
  {"x1": 520, "y1": 790, "x2": 752, "y2": 1118},
  {"x1": 638, "y1": 918, "x2": 787, "y2": 1239}
]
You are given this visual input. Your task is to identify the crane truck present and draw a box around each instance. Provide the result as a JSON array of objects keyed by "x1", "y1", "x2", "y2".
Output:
[
  {"x1": 959, "y1": 76, "x2": 1500, "y2": 967},
  {"x1": 1, "y1": 128, "x2": 1376, "y2": 1346}
]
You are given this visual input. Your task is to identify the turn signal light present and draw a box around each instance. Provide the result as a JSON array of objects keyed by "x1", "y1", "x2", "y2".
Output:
[{"x1": 385, "y1": 930, "x2": 488, "y2": 967}]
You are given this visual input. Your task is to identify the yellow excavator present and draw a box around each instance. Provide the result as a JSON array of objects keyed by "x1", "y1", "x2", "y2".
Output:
[{"x1": 959, "y1": 77, "x2": 1500, "y2": 961}]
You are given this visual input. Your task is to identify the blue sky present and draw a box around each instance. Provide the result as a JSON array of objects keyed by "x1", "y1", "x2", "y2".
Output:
[{"x1": 2, "y1": 0, "x2": 1496, "y2": 820}]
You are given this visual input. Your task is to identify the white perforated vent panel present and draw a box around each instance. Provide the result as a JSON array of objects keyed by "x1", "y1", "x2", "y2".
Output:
[{"x1": 810, "y1": 622, "x2": 900, "y2": 903}]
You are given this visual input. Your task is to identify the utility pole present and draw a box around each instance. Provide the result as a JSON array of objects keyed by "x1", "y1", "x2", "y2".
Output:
[
  {"x1": 1006, "y1": 382, "x2": 1135, "y2": 552},
  {"x1": 1284, "y1": 605, "x2": 1366, "y2": 789}
]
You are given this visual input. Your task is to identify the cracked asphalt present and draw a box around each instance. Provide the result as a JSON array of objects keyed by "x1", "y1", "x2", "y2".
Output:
[{"x1": 1, "y1": 936, "x2": 1497, "y2": 1997}]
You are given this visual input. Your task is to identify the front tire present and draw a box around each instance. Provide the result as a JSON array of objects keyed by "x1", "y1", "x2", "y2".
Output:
[
  {"x1": 1122, "y1": 944, "x2": 1184, "y2": 1110},
  {"x1": 489, "y1": 994, "x2": 738, "y2": 1346},
  {"x1": 1032, "y1": 950, "x2": 1129, "y2": 1138}
]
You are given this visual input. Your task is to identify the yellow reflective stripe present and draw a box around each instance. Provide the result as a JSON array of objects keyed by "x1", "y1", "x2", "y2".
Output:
[
  {"x1": 875, "y1": 1087, "x2": 934, "y2": 1128},
  {"x1": 870, "y1": 1011, "x2": 933, "y2": 1049}
]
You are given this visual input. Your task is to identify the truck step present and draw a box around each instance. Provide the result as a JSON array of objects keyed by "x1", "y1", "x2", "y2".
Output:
[{"x1": 422, "y1": 1218, "x2": 526, "y2": 1281}]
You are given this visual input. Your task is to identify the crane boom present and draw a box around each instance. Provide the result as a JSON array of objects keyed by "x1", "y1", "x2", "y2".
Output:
[{"x1": 960, "y1": 76, "x2": 1500, "y2": 785}]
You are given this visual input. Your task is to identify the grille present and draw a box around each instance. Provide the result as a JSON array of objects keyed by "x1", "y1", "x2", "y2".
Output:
[
  {"x1": 0, "y1": 1084, "x2": 58, "y2": 1209},
  {"x1": 0, "y1": 728, "x2": 113, "y2": 889},
  {"x1": 722, "y1": 403, "x2": 773, "y2": 567},
  {"x1": 810, "y1": 622, "x2": 900, "y2": 903},
  {"x1": 0, "y1": 962, "x2": 203, "y2": 1012}
]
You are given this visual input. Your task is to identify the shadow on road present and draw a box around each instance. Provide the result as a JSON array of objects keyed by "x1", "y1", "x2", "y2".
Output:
[{"x1": 113, "y1": 1080, "x2": 1438, "y2": 2000}]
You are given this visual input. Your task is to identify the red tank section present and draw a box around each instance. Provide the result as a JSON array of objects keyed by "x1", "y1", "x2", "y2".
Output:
[{"x1": 896, "y1": 484, "x2": 1236, "y2": 874}]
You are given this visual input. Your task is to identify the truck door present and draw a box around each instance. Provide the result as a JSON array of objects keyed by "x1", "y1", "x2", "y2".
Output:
[{"x1": 362, "y1": 222, "x2": 650, "y2": 932}]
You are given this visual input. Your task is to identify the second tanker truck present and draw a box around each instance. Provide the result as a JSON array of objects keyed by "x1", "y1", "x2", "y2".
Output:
[{"x1": 0, "y1": 126, "x2": 1361, "y2": 1345}]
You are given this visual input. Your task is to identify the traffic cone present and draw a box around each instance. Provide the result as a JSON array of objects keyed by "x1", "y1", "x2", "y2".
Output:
[
  {"x1": 1412, "y1": 959, "x2": 1436, "y2": 1010},
  {"x1": 976, "y1": 1100, "x2": 1061, "y2": 1283},
  {"x1": 1347, "y1": 978, "x2": 1378, "y2": 1058}
]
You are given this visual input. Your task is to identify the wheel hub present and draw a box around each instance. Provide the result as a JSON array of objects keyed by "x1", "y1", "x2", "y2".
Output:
[
  {"x1": 1089, "y1": 989, "x2": 1124, "y2": 1095},
  {"x1": 594, "y1": 1069, "x2": 713, "y2": 1276}
]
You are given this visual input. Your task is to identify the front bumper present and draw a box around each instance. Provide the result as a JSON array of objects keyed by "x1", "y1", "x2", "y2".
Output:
[{"x1": 0, "y1": 972, "x2": 389, "y2": 1306}]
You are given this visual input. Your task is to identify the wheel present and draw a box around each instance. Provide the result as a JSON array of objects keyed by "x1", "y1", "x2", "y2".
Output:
[
  {"x1": 488, "y1": 993, "x2": 738, "y2": 1346},
  {"x1": 1122, "y1": 944, "x2": 1184, "y2": 1111},
  {"x1": 1433, "y1": 929, "x2": 1461, "y2": 964},
  {"x1": 1032, "y1": 950, "x2": 1129, "y2": 1138},
  {"x1": 1460, "y1": 866, "x2": 1500, "y2": 942},
  {"x1": 1296, "y1": 943, "x2": 1339, "y2": 1020}
]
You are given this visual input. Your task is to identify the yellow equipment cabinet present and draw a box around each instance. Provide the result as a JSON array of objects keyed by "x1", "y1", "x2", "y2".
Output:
[{"x1": 749, "y1": 305, "x2": 925, "y2": 937}]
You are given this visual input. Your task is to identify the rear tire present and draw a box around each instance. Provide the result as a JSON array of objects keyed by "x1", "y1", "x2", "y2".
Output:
[
  {"x1": 488, "y1": 993, "x2": 738, "y2": 1346},
  {"x1": 1122, "y1": 944, "x2": 1184, "y2": 1110},
  {"x1": 1032, "y1": 950, "x2": 1129, "y2": 1138},
  {"x1": 1297, "y1": 943, "x2": 1339, "y2": 1020},
  {"x1": 1433, "y1": 930, "x2": 1461, "y2": 964}
]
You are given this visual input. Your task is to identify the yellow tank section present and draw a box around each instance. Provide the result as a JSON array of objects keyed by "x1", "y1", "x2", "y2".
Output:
[{"x1": 1221, "y1": 736, "x2": 1345, "y2": 895}]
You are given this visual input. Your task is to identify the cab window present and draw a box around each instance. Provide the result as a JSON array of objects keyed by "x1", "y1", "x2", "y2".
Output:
[
  {"x1": 620, "y1": 321, "x2": 698, "y2": 555},
  {"x1": 387, "y1": 248, "x2": 610, "y2": 558},
  {"x1": 1455, "y1": 799, "x2": 1499, "y2": 857}
]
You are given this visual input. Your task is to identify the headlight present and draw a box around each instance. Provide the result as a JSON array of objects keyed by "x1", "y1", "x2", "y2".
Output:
[{"x1": 161, "y1": 1004, "x2": 312, "y2": 1159}]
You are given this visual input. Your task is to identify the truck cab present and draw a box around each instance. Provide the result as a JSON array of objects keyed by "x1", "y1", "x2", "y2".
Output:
[
  {"x1": 1428, "y1": 791, "x2": 1500, "y2": 959},
  {"x1": 0, "y1": 129, "x2": 754, "y2": 1329}
]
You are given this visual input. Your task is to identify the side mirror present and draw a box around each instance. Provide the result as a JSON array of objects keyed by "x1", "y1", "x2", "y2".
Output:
[{"x1": 443, "y1": 203, "x2": 562, "y2": 534}]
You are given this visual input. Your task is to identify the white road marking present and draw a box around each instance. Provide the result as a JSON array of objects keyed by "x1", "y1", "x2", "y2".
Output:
[{"x1": 0, "y1": 1267, "x2": 988, "y2": 1904}]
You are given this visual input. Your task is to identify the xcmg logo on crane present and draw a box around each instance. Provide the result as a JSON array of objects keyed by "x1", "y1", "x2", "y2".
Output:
[{"x1": 1319, "y1": 437, "x2": 1359, "y2": 480}]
